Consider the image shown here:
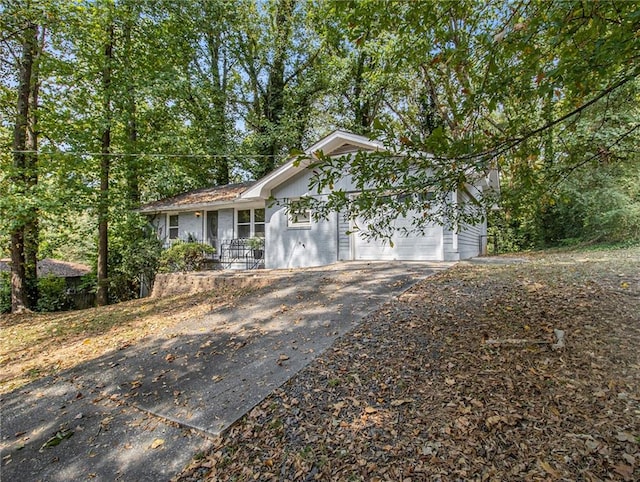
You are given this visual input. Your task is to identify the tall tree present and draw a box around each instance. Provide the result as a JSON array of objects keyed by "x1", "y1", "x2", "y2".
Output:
[
  {"x1": 8, "y1": 19, "x2": 38, "y2": 313},
  {"x1": 164, "y1": 0, "x2": 238, "y2": 186},
  {"x1": 96, "y1": 19, "x2": 114, "y2": 306},
  {"x1": 302, "y1": 0, "x2": 640, "y2": 240},
  {"x1": 23, "y1": 24, "x2": 44, "y2": 309},
  {"x1": 236, "y1": 0, "x2": 326, "y2": 177},
  {"x1": 315, "y1": 4, "x2": 395, "y2": 136}
]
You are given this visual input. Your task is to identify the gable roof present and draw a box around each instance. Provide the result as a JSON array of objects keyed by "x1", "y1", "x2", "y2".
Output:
[
  {"x1": 240, "y1": 130, "x2": 384, "y2": 200},
  {"x1": 0, "y1": 258, "x2": 91, "y2": 278},
  {"x1": 138, "y1": 181, "x2": 254, "y2": 214}
]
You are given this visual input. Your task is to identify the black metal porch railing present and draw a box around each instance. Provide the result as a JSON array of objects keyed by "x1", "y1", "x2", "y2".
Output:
[
  {"x1": 219, "y1": 239, "x2": 264, "y2": 270},
  {"x1": 159, "y1": 236, "x2": 264, "y2": 270}
]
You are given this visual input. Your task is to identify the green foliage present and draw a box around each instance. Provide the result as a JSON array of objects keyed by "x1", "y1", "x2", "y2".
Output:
[
  {"x1": 0, "y1": 272, "x2": 10, "y2": 314},
  {"x1": 246, "y1": 237, "x2": 264, "y2": 250},
  {"x1": 36, "y1": 275, "x2": 70, "y2": 312},
  {"x1": 541, "y1": 164, "x2": 640, "y2": 246},
  {"x1": 158, "y1": 241, "x2": 215, "y2": 273},
  {"x1": 107, "y1": 214, "x2": 163, "y2": 303},
  {"x1": 498, "y1": 78, "x2": 640, "y2": 249},
  {"x1": 303, "y1": 0, "x2": 640, "y2": 243},
  {"x1": 3, "y1": 0, "x2": 639, "y2": 309}
]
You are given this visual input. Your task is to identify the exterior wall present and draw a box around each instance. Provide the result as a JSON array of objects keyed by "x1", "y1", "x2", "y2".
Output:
[
  {"x1": 266, "y1": 170, "x2": 338, "y2": 269},
  {"x1": 148, "y1": 214, "x2": 166, "y2": 242},
  {"x1": 442, "y1": 190, "x2": 487, "y2": 260},
  {"x1": 149, "y1": 212, "x2": 204, "y2": 246},
  {"x1": 457, "y1": 189, "x2": 486, "y2": 259},
  {"x1": 218, "y1": 208, "x2": 234, "y2": 241},
  {"x1": 179, "y1": 212, "x2": 204, "y2": 241},
  {"x1": 458, "y1": 221, "x2": 484, "y2": 259},
  {"x1": 442, "y1": 227, "x2": 460, "y2": 261},
  {"x1": 149, "y1": 207, "x2": 243, "y2": 260},
  {"x1": 266, "y1": 167, "x2": 448, "y2": 266}
]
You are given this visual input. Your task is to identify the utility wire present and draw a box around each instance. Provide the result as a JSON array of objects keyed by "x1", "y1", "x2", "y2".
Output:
[{"x1": 9, "y1": 150, "x2": 282, "y2": 158}]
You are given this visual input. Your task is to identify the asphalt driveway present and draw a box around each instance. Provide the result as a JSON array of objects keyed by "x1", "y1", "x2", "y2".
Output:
[{"x1": 1, "y1": 261, "x2": 449, "y2": 481}]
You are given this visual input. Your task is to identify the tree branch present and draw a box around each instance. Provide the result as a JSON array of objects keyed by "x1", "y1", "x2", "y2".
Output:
[{"x1": 463, "y1": 68, "x2": 640, "y2": 164}]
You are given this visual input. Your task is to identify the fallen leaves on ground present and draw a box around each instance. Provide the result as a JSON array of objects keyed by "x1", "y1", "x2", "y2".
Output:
[
  {"x1": 176, "y1": 247, "x2": 640, "y2": 481},
  {"x1": 0, "y1": 285, "x2": 254, "y2": 394}
]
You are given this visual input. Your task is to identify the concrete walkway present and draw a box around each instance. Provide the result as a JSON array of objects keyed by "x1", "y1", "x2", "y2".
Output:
[{"x1": 1, "y1": 261, "x2": 448, "y2": 481}]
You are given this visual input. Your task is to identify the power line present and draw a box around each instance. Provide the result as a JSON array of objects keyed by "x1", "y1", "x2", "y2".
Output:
[{"x1": 9, "y1": 150, "x2": 286, "y2": 158}]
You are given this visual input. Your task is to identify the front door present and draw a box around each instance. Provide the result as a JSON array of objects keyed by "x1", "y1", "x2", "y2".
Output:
[{"x1": 206, "y1": 211, "x2": 218, "y2": 251}]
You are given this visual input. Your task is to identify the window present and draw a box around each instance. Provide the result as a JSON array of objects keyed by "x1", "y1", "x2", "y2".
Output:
[
  {"x1": 237, "y1": 209, "x2": 251, "y2": 238},
  {"x1": 288, "y1": 199, "x2": 311, "y2": 228},
  {"x1": 169, "y1": 214, "x2": 179, "y2": 239},
  {"x1": 236, "y1": 208, "x2": 265, "y2": 238},
  {"x1": 418, "y1": 191, "x2": 436, "y2": 202},
  {"x1": 254, "y1": 208, "x2": 265, "y2": 237}
]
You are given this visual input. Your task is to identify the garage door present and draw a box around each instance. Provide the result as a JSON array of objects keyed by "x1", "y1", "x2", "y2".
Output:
[{"x1": 353, "y1": 219, "x2": 443, "y2": 261}]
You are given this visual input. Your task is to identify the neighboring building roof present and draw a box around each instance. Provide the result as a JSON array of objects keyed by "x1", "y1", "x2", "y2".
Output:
[
  {"x1": 138, "y1": 181, "x2": 254, "y2": 214},
  {"x1": 0, "y1": 258, "x2": 91, "y2": 278}
]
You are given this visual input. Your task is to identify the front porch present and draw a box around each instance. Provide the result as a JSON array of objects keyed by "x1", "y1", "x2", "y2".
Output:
[
  {"x1": 218, "y1": 238, "x2": 265, "y2": 270},
  {"x1": 162, "y1": 237, "x2": 265, "y2": 271}
]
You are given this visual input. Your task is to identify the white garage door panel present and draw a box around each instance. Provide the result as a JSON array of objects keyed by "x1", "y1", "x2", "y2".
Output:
[{"x1": 354, "y1": 224, "x2": 443, "y2": 261}]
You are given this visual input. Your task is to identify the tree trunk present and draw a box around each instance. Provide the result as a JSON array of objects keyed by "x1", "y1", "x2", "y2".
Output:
[
  {"x1": 123, "y1": 17, "x2": 140, "y2": 206},
  {"x1": 24, "y1": 26, "x2": 44, "y2": 310},
  {"x1": 97, "y1": 23, "x2": 114, "y2": 307},
  {"x1": 352, "y1": 49, "x2": 372, "y2": 134},
  {"x1": 125, "y1": 94, "x2": 139, "y2": 205},
  {"x1": 204, "y1": 14, "x2": 230, "y2": 186},
  {"x1": 10, "y1": 22, "x2": 37, "y2": 313},
  {"x1": 254, "y1": 0, "x2": 295, "y2": 178}
]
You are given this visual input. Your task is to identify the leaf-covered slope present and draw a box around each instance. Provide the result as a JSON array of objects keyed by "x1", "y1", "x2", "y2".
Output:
[{"x1": 177, "y1": 247, "x2": 640, "y2": 481}]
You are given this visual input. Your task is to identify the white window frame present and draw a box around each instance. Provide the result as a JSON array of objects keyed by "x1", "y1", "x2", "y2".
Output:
[
  {"x1": 168, "y1": 213, "x2": 179, "y2": 240},
  {"x1": 287, "y1": 198, "x2": 312, "y2": 228},
  {"x1": 235, "y1": 207, "x2": 265, "y2": 238}
]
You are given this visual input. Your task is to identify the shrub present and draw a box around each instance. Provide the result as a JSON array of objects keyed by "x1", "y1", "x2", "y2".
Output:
[
  {"x1": 0, "y1": 272, "x2": 10, "y2": 313},
  {"x1": 158, "y1": 241, "x2": 215, "y2": 273},
  {"x1": 36, "y1": 275, "x2": 70, "y2": 312},
  {"x1": 0, "y1": 272, "x2": 70, "y2": 313},
  {"x1": 107, "y1": 214, "x2": 163, "y2": 302}
]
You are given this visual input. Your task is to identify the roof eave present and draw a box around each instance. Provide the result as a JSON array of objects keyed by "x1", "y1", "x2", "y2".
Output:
[
  {"x1": 241, "y1": 130, "x2": 385, "y2": 200},
  {"x1": 137, "y1": 197, "x2": 259, "y2": 214}
]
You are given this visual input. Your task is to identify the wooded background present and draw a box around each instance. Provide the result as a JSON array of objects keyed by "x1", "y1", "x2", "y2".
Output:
[{"x1": 2, "y1": 0, "x2": 639, "y2": 311}]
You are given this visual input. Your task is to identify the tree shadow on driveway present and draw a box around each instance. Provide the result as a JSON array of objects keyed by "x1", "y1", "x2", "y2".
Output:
[{"x1": 1, "y1": 261, "x2": 449, "y2": 481}]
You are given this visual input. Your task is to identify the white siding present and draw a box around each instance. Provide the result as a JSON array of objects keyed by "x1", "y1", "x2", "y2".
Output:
[
  {"x1": 458, "y1": 222, "x2": 483, "y2": 259},
  {"x1": 458, "y1": 189, "x2": 486, "y2": 259},
  {"x1": 267, "y1": 170, "x2": 338, "y2": 268},
  {"x1": 265, "y1": 205, "x2": 337, "y2": 269},
  {"x1": 443, "y1": 189, "x2": 487, "y2": 260},
  {"x1": 178, "y1": 212, "x2": 204, "y2": 241},
  {"x1": 442, "y1": 227, "x2": 460, "y2": 261},
  {"x1": 155, "y1": 212, "x2": 204, "y2": 245},
  {"x1": 267, "y1": 166, "x2": 450, "y2": 266}
]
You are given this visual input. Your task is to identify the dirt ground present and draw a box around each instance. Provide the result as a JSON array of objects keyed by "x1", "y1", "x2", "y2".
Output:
[{"x1": 176, "y1": 246, "x2": 640, "y2": 481}]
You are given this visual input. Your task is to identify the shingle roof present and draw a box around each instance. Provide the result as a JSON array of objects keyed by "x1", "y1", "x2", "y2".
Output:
[
  {"x1": 138, "y1": 181, "x2": 254, "y2": 213},
  {"x1": 0, "y1": 258, "x2": 91, "y2": 278}
]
